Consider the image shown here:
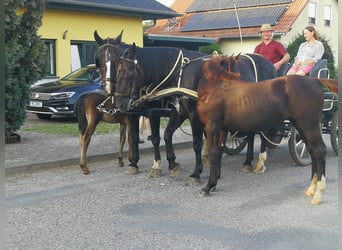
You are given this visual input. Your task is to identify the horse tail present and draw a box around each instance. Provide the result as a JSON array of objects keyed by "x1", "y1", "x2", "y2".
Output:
[
  {"x1": 77, "y1": 96, "x2": 88, "y2": 133},
  {"x1": 318, "y1": 78, "x2": 338, "y2": 94}
]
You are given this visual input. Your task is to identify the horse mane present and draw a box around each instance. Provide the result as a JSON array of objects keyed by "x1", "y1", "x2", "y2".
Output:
[{"x1": 203, "y1": 55, "x2": 240, "y2": 82}]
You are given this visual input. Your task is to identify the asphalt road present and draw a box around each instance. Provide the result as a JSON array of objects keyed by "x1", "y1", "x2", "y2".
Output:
[{"x1": 6, "y1": 139, "x2": 338, "y2": 250}]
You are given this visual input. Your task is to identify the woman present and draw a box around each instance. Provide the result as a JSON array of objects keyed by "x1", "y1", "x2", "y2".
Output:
[{"x1": 287, "y1": 26, "x2": 324, "y2": 75}]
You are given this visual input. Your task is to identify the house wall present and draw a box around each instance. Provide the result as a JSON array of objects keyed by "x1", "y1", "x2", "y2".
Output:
[
  {"x1": 38, "y1": 9, "x2": 143, "y2": 77},
  {"x1": 281, "y1": 0, "x2": 338, "y2": 65}
]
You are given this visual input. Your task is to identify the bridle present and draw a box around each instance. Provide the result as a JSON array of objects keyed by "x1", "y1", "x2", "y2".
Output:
[
  {"x1": 94, "y1": 43, "x2": 123, "y2": 115},
  {"x1": 95, "y1": 43, "x2": 123, "y2": 87},
  {"x1": 114, "y1": 48, "x2": 140, "y2": 109}
]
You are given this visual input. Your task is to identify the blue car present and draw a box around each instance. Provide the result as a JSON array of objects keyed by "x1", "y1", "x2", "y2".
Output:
[{"x1": 26, "y1": 65, "x2": 105, "y2": 119}]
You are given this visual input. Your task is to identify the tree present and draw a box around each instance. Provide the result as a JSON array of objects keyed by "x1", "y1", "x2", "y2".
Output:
[
  {"x1": 5, "y1": 0, "x2": 48, "y2": 140},
  {"x1": 286, "y1": 32, "x2": 336, "y2": 79}
]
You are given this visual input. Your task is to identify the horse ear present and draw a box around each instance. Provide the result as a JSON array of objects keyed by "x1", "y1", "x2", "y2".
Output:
[
  {"x1": 94, "y1": 30, "x2": 104, "y2": 45},
  {"x1": 232, "y1": 53, "x2": 240, "y2": 62},
  {"x1": 132, "y1": 42, "x2": 136, "y2": 53},
  {"x1": 115, "y1": 29, "x2": 124, "y2": 44}
]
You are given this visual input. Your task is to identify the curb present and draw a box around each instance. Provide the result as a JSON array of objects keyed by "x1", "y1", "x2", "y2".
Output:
[{"x1": 5, "y1": 141, "x2": 193, "y2": 175}]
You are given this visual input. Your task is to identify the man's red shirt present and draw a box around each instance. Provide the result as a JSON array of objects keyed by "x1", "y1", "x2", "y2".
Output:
[{"x1": 254, "y1": 40, "x2": 287, "y2": 64}]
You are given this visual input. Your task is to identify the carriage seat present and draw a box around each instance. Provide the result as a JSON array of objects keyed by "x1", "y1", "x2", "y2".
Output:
[
  {"x1": 279, "y1": 52, "x2": 330, "y2": 78},
  {"x1": 309, "y1": 52, "x2": 330, "y2": 78}
]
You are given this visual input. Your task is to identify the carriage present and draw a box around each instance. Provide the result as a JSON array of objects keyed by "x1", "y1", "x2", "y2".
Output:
[{"x1": 224, "y1": 56, "x2": 338, "y2": 166}]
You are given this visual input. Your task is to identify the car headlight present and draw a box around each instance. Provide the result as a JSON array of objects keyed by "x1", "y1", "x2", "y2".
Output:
[{"x1": 51, "y1": 92, "x2": 75, "y2": 99}]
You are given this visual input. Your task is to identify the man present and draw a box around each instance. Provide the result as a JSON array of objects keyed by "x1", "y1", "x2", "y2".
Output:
[{"x1": 254, "y1": 23, "x2": 290, "y2": 74}]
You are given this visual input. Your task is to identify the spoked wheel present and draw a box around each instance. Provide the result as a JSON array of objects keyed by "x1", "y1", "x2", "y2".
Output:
[
  {"x1": 330, "y1": 112, "x2": 338, "y2": 156},
  {"x1": 288, "y1": 128, "x2": 311, "y2": 166},
  {"x1": 224, "y1": 132, "x2": 248, "y2": 155}
]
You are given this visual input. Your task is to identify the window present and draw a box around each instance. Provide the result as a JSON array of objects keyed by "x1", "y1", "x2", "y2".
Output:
[
  {"x1": 43, "y1": 39, "x2": 56, "y2": 77},
  {"x1": 70, "y1": 41, "x2": 98, "y2": 70},
  {"x1": 308, "y1": 2, "x2": 316, "y2": 25},
  {"x1": 324, "y1": 5, "x2": 332, "y2": 27}
]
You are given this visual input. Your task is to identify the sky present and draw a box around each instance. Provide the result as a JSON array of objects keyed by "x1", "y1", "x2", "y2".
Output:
[{"x1": 156, "y1": 0, "x2": 174, "y2": 7}]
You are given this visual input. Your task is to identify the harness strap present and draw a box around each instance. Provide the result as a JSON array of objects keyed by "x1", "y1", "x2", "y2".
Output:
[
  {"x1": 132, "y1": 50, "x2": 184, "y2": 106},
  {"x1": 141, "y1": 87, "x2": 198, "y2": 101},
  {"x1": 146, "y1": 49, "x2": 184, "y2": 95}
]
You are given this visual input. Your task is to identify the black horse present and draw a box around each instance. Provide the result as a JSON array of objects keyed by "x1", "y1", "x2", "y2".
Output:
[{"x1": 113, "y1": 43, "x2": 209, "y2": 185}]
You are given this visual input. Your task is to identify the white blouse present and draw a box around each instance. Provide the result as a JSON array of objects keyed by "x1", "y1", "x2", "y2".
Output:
[{"x1": 295, "y1": 40, "x2": 324, "y2": 63}]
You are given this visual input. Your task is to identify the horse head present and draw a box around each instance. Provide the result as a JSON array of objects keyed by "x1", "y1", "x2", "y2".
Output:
[
  {"x1": 115, "y1": 43, "x2": 142, "y2": 112},
  {"x1": 94, "y1": 30, "x2": 124, "y2": 95},
  {"x1": 203, "y1": 55, "x2": 240, "y2": 82}
]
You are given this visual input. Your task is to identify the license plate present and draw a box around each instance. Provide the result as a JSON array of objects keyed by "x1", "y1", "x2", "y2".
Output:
[{"x1": 29, "y1": 101, "x2": 43, "y2": 108}]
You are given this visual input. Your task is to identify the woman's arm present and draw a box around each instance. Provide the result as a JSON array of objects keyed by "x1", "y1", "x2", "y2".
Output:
[{"x1": 312, "y1": 41, "x2": 325, "y2": 63}]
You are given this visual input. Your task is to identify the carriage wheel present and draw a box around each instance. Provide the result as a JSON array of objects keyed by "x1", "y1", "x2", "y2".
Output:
[
  {"x1": 330, "y1": 112, "x2": 338, "y2": 156},
  {"x1": 223, "y1": 132, "x2": 248, "y2": 155},
  {"x1": 288, "y1": 128, "x2": 311, "y2": 166}
]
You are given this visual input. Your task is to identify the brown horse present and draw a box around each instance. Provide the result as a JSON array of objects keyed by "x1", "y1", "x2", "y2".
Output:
[
  {"x1": 197, "y1": 56, "x2": 338, "y2": 205},
  {"x1": 77, "y1": 92, "x2": 132, "y2": 174},
  {"x1": 77, "y1": 30, "x2": 131, "y2": 174}
]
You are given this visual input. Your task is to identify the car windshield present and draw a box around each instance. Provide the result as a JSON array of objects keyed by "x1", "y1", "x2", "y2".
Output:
[{"x1": 62, "y1": 67, "x2": 100, "y2": 81}]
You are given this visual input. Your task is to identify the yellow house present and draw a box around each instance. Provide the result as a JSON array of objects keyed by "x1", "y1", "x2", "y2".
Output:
[{"x1": 38, "y1": 0, "x2": 179, "y2": 79}]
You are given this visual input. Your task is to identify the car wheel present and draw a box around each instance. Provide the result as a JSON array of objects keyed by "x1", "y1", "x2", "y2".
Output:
[{"x1": 36, "y1": 113, "x2": 52, "y2": 120}]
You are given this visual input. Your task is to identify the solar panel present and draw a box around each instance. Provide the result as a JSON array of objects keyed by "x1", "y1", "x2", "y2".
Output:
[
  {"x1": 186, "y1": 0, "x2": 292, "y2": 13},
  {"x1": 181, "y1": 5, "x2": 287, "y2": 32}
]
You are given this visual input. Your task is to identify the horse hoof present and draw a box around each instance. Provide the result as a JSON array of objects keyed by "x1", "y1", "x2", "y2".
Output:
[
  {"x1": 305, "y1": 189, "x2": 315, "y2": 197},
  {"x1": 125, "y1": 166, "x2": 138, "y2": 175},
  {"x1": 150, "y1": 168, "x2": 161, "y2": 178},
  {"x1": 185, "y1": 177, "x2": 201, "y2": 186},
  {"x1": 239, "y1": 165, "x2": 252, "y2": 173},
  {"x1": 169, "y1": 166, "x2": 180, "y2": 177},
  {"x1": 253, "y1": 166, "x2": 266, "y2": 174},
  {"x1": 81, "y1": 167, "x2": 90, "y2": 175},
  {"x1": 118, "y1": 162, "x2": 124, "y2": 168},
  {"x1": 199, "y1": 189, "x2": 209, "y2": 197},
  {"x1": 310, "y1": 198, "x2": 321, "y2": 205}
]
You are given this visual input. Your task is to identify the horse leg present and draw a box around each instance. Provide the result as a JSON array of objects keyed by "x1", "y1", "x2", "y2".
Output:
[
  {"x1": 125, "y1": 114, "x2": 140, "y2": 175},
  {"x1": 308, "y1": 137, "x2": 326, "y2": 205},
  {"x1": 117, "y1": 120, "x2": 126, "y2": 167},
  {"x1": 239, "y1": 133, "x2": 255, "y2": 172},
  {"x1": 148, "y1": 116, "x2": 162, "y2": 178},
  {"x1": 125, "y1": 116, "x2": 133, "y2": 163},
  {"x1": 185, "y1": 115, "x2": 205, "y2": 186},
  {"x1": 164, "y1": 111, "x2": 186, "y2": 176},
  {"x1": 203, "y1": 129, "x2": 225, "y2": 168},
  {"x1": 253, "y1": 135, "x2": 267, "y2": 174},
  {"x1": 297, "y1": 125, "x2": 327, "y2": 205},
  {"x1": 202, "y1": 138, "x2": 209, "y2": 167},
  {"x1": 200, "y1": 123, "x2": 221, "y2": 196},
  {"x1": 79, "y1": 127, "x2": 92, "y2": 174},
  {"x1": 78, "y1": 97, "x2": 101, "y2": 174}
]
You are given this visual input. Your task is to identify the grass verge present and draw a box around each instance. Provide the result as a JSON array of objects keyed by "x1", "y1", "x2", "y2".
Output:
[{"x1": 22, "y1": 117, "x2": 189, "y2": 135}]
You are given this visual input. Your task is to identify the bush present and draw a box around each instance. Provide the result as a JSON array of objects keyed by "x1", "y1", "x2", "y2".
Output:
[
  {"x1": 5, "y1": 0, "x2": 48, "y2": 137},
  {"x1": 200, "y1": 43, "x2": 223, "y2": 55}
]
